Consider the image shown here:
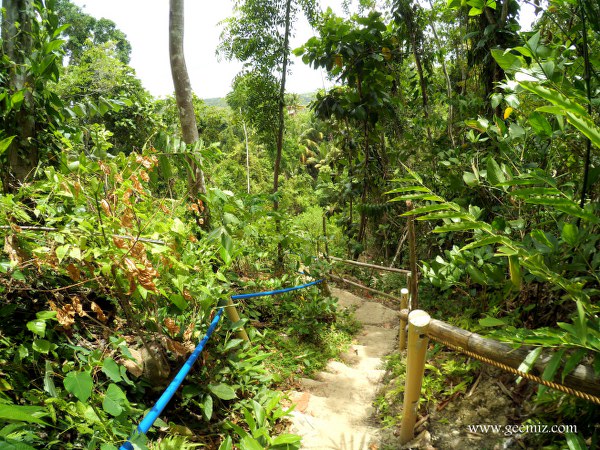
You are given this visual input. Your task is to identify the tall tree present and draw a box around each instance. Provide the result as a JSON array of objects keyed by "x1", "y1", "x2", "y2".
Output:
[
  {"x1": 169, "y1": 0, "x2": 207, "y2": 201},
  {"x1": 1, "y1": 0, "x2": 36, "y2": 191},
  {"x1": 55, "y1": 0, "x2": 132, "y2": 64},
  {"x1": 220, "y1": 0, "x2": 316, "y2": 269},
  {"x1": 1, "y1": 0, "x2": 64, "y2": 192}
]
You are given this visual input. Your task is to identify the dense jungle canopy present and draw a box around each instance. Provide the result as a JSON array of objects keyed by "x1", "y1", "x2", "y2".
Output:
[{"x1": 0, "y1": 0, "x2": 598, "y2": 448}]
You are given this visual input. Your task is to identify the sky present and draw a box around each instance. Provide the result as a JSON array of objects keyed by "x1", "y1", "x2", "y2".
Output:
[
  {"x1": 71, "y1": 0, "x2": 335, "y2": 99},
  {"x1": 71, "y1": 0, "x2": 539, "y2": 100}
]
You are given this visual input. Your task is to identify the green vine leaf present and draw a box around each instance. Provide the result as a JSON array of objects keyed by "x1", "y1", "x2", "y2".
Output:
[{"x1": 64, "y1": 371, "x2": 93, "y2": 403}]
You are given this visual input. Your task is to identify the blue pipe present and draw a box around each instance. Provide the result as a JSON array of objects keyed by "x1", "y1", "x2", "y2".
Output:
[
  {"x1": 119, "y1": 308, "x2": 224, "y2": 450},
  {"x1": 231, "y1": 279, "x2": 323, "y2": 300}
]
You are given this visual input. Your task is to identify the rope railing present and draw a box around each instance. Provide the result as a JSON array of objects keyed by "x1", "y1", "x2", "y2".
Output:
[{"x1": 118, "y1": 277, "x2": 324, "y2": 449}]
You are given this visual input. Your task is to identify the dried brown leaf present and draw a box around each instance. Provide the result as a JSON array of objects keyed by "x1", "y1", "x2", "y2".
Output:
[
  {"x1": 99, "y1": 161, "x2": 111, "y2": 175},
  {"x1": 164, "y1": 338, "x2": 190, "y2": 357},
  {"x1": 121, "y1": 208, "x2": 134, "y2": 229},
  {"x1": 183, "y1": 323, "x2": 194, "y2": 341},
  {"x1": 100, "y1": 199, "x2": 112, "y2": 216},
  {"x1": 90, "y1": 301, "x2": 108, "y2": 322},
  {"x1": 164, "y1": 318, "x2": 180, "y2": 336},
  {"x1": 71, "y1": 296, "x2": 85, "y2": 317},
  {"x1": 49, "y1": 300, "x2": 75, "y2": 328},
  {"x1": 112, "y1": 236, "x2": 128, "y2": 249},
  {"x1": 66, "y1": 263, "x2": 80, "y2": 281}
]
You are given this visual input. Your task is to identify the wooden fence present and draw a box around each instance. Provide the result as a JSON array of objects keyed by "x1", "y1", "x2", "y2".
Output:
[{"x1": 326, "y1": 256, "x2": 600, "y2": 445}]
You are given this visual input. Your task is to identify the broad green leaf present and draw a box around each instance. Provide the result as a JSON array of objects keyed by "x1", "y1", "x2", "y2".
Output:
[
  {"x1": 461, "y1": 235, "x2": 509, "y2": 251},
  {"x1": 0, "y1": 404, "x2": 49, "y2": 425},
  {"x1": 418, "y1": 211, "x2": 470, "y2": 221},
  {"x1": 242, "y1": 407, "x2": 256, "y2": 432},
  {"x1": 508, "y1": 256, "x2": 522, "y2": 288},
  {"x1": 102, "y1": 358, "x2": 123, "y2": 383},
  {"x1": 565, "y1": 110, "x2": 600, "y2": 150},
  {"x1": 491, "y1": 49, "x2": 523, "y2": 72},
  {"x1": 463, "y1": 172, "x2": 479, "y2": 186},
  {"x1": 401, "y1": 204, "x2": 453, "y2": 216},
  {"x1": 388, "y1": 193, "x2": 445, "y2": 202},
  {"x1": 0, "y1": 136, "x2": 15, "y2": 157},
  {"x1": 64, "y1": 371, "x2": 93, "y2": 403},
  {"x1": 538, "y1": 349, "x2": 565, "y2": 396},
  {"x1": 32, "y1": 339, "x2": 51, "y2": 354},
  {"x1": 218, "y1": 436, "x2": 233, "y2": 450},
  {"x1": 561, "y1": 223, "x2": 578, "y2": 246},
  {"x1": 171, "y1": 218, "x2": 186, "y2": 235},
  {"x1": 434, "y1": 221, "x2": 487, "y2": 233},
  {"x1": 36, "y1": 311, "x2": 56, "y2": 320},
  {"x1": 510, "y1": 187, "x2": 562, "y2": 197},
  {"x1": 508, "y1": 123, "x2": 525, "y2": 139},
  {"x1": 520, "y1": 81, "x2": 600, "y2": 149},
  {"x1": 208, "y1": 383, "x2": 237, "y2": 400},
  {"x1": 520, "y1": 81, "x2": 587, "y2": 116},
  {"x1": 479, "y1": 317, "x2": 506, "y2": 327},
  {"x1": 565, "y1": 433, "x2": 587, "y2": 450},
  {"x1": 203, "y1": 394, "x2": 213, "y2": 421},
  {"x1": 528, "y1": 112, "x2": 552, "y2": 137},
  {"x1": 486, "y1": 157, "x2": 505, "y2": 186},
  {"x1": 27, "y1": 319, "x2": 46, "y2": 337},
  {"x1": 103, "y1": 383, "x2": 127, "y2": 416},
  {"x1": 385, "y1": 186, "x2": 431, "y2": 194},
  {"x1": 496, "y1": 178, "x2": 539, "y2": 187},
  {"x1": 516, "y1": 347, "x2": 542, "y2": 383},
  {"x1": 491, "y1": 93, "x2": 503, "y2": 109},
  {"x1": 239, "y1": 436, "x2": 263, "y2": 450},
  {"x1": 561, "y1": 348, "x2": 586, "y2": 382},
  {"x1": 55, "y1": 245, "x2": 70, "y2": 263},
  {"x1": 0, "y1": 439, "x2": 39, "y2": 450},
  {"x1": 169, "y1": 294, "x2": 188, "y2": 311},
  {"x1": 44, "y1": 360, "x2": 57, "y2": 397},
  {"x1": 100, "y1": 445, "x2": 119, "y2": 450},
  {"x1": 271, "y1": 433, "x2": 302, "y2": 445},
  {"x1": 44, "y1": 39, "x2": 65, "y2": 53}
]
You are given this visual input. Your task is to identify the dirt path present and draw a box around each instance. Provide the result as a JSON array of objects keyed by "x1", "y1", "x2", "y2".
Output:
[{"x1": 287, "y1": 287, "x2": 399, "y2": 449}]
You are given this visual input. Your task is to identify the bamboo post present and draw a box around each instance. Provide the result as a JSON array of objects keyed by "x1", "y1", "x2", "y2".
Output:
[
  {"x1": 399, "y1": 310, "x2": 431, "y2": 445},
  {"x1": 224, "y1": 298, "x2": 249, "y2": 342},
  {"x1": 318, "y1": 279, "x2": 332, "y2": 297},
  {"x1": 396, "y1": 309, "x2": 600, "y2": 398},
  {"x1": 398, "y1": 288, "x2": 409, "y2": 352}
]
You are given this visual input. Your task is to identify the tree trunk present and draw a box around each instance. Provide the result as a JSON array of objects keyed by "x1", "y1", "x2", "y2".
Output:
[
  {"x1": 241, "y1": 109, "x2": 251, "y2": 194},
  {"x1": 169, "y1": 0, "x2": 206, "y2": 200},
  {"x1": 1, "y1": 0, "x2": 37, "y2": 192},
  {"x1": 411, "y1": 33, "x2": 432, "y2": 147},
  {"x1": 273, "y1": 0, "x2": 292, "y2": 272},
  {"x1": 427, "y1": 0, "x2": 455, "y2": 147}
]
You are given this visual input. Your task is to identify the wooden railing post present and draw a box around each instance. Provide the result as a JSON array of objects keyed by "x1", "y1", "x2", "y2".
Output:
[
  {"x1": 399, "y1": 288, "x2": 409, "y2": 352},
  {"x1": 399, "y1": 310, "x2": 430, "y2": 445},
  {"x1": 224, "y1": 298, "x2": 249, "y2": 342}
]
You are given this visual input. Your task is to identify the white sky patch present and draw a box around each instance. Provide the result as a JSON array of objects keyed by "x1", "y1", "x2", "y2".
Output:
[{"x1": 71, "y1": 0, "x2": 540, "y2": 99}]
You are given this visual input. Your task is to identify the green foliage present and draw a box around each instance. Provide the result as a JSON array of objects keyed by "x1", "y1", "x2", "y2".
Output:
[{"x1": 55, "y1": 0, "x2": 132, "y2": 64}]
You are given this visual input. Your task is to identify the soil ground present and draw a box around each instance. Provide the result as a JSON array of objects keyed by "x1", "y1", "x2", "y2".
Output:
[
  {"x1": 287, "y1": 287, "x2": 399, "y2": 449},
  {"x1": 286, "y1": 287, "x2": 524, "y2": 450}
]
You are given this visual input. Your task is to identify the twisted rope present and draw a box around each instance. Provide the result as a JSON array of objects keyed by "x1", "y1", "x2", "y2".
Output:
[{"x1": 429, "y1": 335, "x2": 600, "y2": 406}]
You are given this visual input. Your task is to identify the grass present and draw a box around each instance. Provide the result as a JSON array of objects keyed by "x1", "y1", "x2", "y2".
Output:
[{"x1": 261, "y1": 312, "x2": 361, "y2": 386}]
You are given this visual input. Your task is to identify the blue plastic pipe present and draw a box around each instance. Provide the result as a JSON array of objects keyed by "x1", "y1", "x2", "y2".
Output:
[
  {"x1": 119, "y1": 308, "x2": 224, "y2": 450},
  {"x1": 231, "y1": 279, "x2": 323, "y2": 300}
]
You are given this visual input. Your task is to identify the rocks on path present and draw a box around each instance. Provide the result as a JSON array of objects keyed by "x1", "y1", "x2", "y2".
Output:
[{"x1": 288, "y1": 287, "x2": 399, "y2": 449}]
